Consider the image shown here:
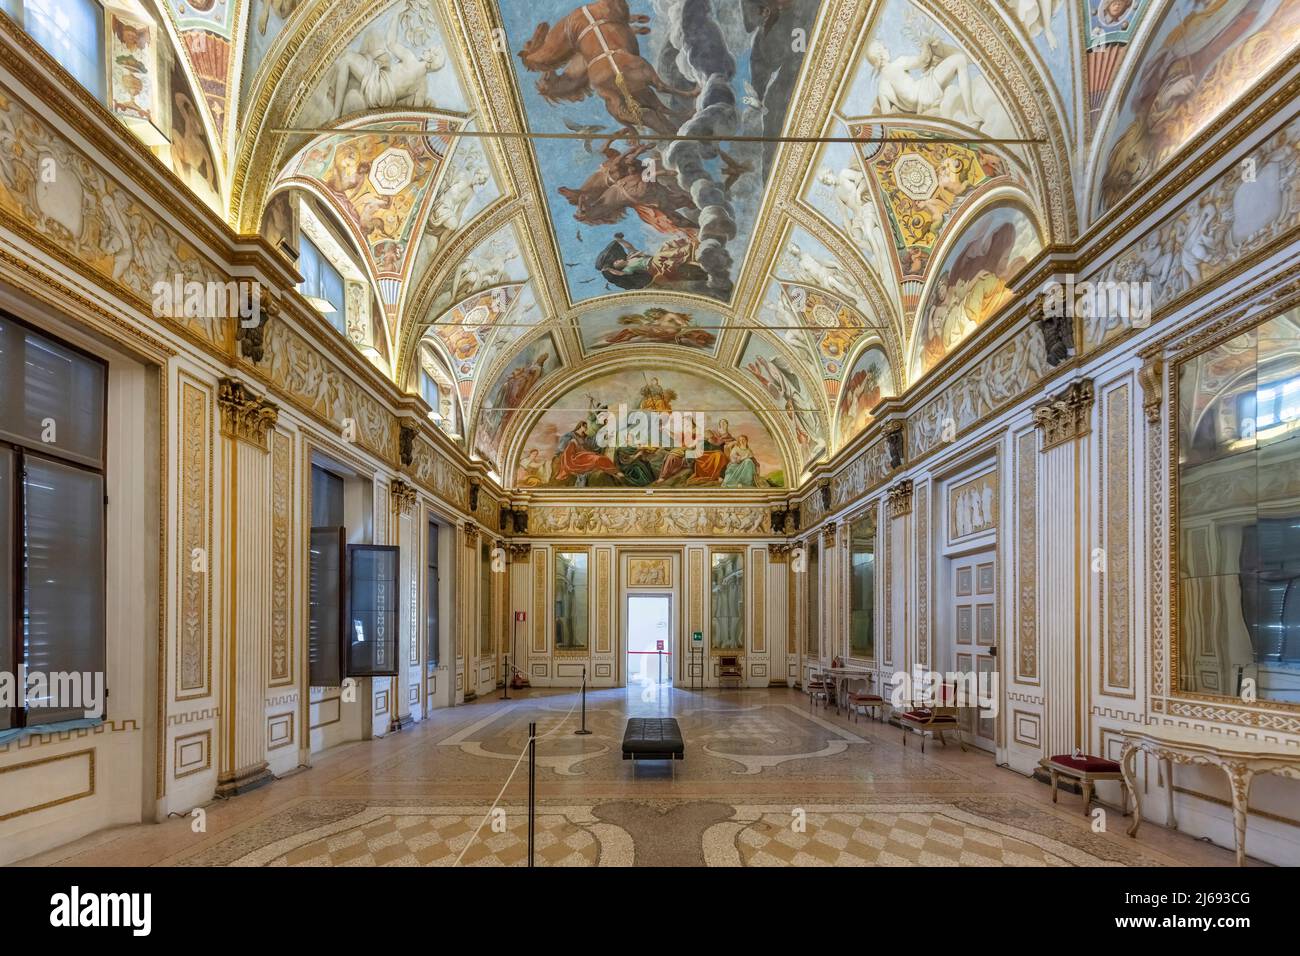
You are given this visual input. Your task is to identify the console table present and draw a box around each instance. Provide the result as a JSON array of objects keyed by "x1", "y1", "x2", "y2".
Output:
[{"x1": 1120, "y1": 726, "x2": 1300, "y2": 866}]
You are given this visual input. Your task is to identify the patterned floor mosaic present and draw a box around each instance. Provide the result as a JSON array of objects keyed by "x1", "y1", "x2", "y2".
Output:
[{"x1": 24, "y1": 689, "x2": 1243, "y2": 867}]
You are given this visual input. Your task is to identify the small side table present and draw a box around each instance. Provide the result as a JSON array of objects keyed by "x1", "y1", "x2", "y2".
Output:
[{"x1": 1040, "y1": 754, "x2": 1129, "y2": 816}]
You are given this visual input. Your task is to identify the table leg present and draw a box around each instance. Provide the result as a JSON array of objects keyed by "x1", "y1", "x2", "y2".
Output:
[
  {"x1": 1050, "y1": 768, "x2": 1059, "y2": 804},
  {"x1": 1122, "y1": 743, "x2": 1141, "y2": 838},
  {"x1": 1225, "y1": 763, "x2": 1253, "y2": 867},
  {"x1": 1164, "y1": 757, "x2": 1176, "y2": 830}
]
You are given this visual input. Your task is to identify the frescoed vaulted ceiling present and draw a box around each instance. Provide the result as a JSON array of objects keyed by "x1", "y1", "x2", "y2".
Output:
[{"x1": 82, "y1": 0, "x2": 1296, "y2": 489}]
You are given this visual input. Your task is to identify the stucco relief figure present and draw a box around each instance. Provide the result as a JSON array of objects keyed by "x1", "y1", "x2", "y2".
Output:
[
  {"x1": 425, "y1": 165, "x2": 489, "y2": 251},
  {"x1": 330, "y1": 16, "x2": 447, "y2": 117},
  {"x1": 1013, "y1": 0, "x2": 1062, "y2": 50},
  {"x1": 257, "y1": 0, "x2": 302, "y2": 35},
  {"x1": 785, "y1": 243, "x2": 862, "y2": 305},
  {"x1": 439, "y1": 240, "x2": 519, "y2": 310},
  {"x1": 866, "y1": 36, "x2": 1013, "y2": 139},
  {"x1": 818, "y1": 166, "x2": 892, "y2": 273}
]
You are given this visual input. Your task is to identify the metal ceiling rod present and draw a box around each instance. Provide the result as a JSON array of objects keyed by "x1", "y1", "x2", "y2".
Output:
[{"x1": 270, "y1": 126, "x2": 1045, "y2": 146}]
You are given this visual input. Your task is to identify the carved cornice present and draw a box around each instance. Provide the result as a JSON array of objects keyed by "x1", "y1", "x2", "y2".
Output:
[
  {"x1": 1033, "y1": 379, "x2": 1096, "y2": 452},
  {"x1": 390, "y1": 478, "x2": 418, "y2": 514},
  {"x1": 217, "y1": 378, "x2": 278, "y2": 451},
  {"x1": 1138, "y1": 356, "x2": 1164, "y2": 425},
  {"x1": 887, "y1": 479, "x2": 914, "y2": 519}
]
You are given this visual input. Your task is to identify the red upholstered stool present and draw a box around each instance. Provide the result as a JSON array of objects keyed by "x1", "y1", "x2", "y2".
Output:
[{"x1": 1041, "y1": 754, "x2": 1129, "y2": 817}]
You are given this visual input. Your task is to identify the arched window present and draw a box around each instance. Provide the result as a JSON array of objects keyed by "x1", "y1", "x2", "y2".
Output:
[{"x1": 17, "y1": 0, "x2": 106, "y2": 101}]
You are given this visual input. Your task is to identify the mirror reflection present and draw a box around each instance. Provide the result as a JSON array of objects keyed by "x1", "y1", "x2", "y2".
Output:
[
  {"x1": 711, "y1": 552, "x2": 744, "y2": 650},
  {"x1": 554, "y1": 552, "x2": 588, "y2": 650},
  {"x1": 849, "y1": 513, "x2": 876, "y2": 659},
  {"x1": 1178, "y1": 312, "x2": 1300, "y2": 703}
]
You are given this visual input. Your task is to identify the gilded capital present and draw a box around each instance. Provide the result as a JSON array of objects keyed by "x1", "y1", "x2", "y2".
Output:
[
  {"x1": 887, "y1": 479, "x2": 914, "y2": 518},
  {"x1": 217, "y1": 377, "x2": 278, "y2": 450},
  {"x1": 390, "y1": 477, "x2": 417, "y2": 514},
  {"x1": 1033, "y1": 379, "x2": 1095, "y2": 451}
]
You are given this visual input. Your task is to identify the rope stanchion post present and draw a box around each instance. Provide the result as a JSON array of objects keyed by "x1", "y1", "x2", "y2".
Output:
[
  {"x1": 501, "y1": 654, "x2": 510, "y2": 701},
  {"x1": 527, "y1": 720, "x2": 536, "y2": 868},
  {"x1": 574, "y1": 668, "x2": 591, "y2": 735}
]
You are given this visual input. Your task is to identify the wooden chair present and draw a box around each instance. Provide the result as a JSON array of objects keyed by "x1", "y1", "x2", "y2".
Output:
[
  {"x1": 847, "y1": 674, "x2": 885, "y2": 723},
  {"x1": 718, "y1": 655, "x2": 743, "y2": 689},
  {"x1": 806, "y1": 669, "x2": 833, "y2": 709},
  {"x1": 899, "y1": 679, "x2": 965, "y2": 752}
]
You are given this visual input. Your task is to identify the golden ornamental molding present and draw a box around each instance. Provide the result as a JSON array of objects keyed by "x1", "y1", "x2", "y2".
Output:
[
  {"x1": 767, "y1": 542, "x2": 790, "y2": 562},
  {"x1": 508, "y1": 542, "x2": 532, "y2": 561},
  {"x1": 462, "y1": 523, "x2": 480, "y2": 546},
  {"x1": 1032, "y1": 379, "x2": 1095, "y2": 452},
  {"x1": 821, "y1": 522, "x2": 838, "y2": 546},
  {"x1": 886, "y1": 479, "x2": 913, "y2": 519},
  {"x1": 216, "y1": 378, "x2": 279, "y2": 451}
]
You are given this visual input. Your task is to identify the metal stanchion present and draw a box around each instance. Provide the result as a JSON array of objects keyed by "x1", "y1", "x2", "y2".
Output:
[
  {"x1": 528, "y1": 720, "x2": 536, "y2": 868},
  {"x1": 574, "y1": 667, "x2": 591, "y2": 735},
  {"x1": 501, "y1": 654, "x2": 510, "y2": 701}
]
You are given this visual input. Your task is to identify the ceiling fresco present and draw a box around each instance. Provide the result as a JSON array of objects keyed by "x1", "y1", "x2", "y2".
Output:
[
  {"x1": 514, "y1": 367, "x2": 791, "y2": 489},
  {"x1": 497, "y1": 0, "x2": 823, "y2": 303},
  {"x1": 77, "y1": 0, "x2": 1297, "y2": 490},
  {"x1": 1094, "y1": 0, "x2": 1300, "y2": 215}
]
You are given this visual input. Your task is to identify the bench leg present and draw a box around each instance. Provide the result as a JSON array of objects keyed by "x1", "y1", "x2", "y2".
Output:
[
  {"x1": 1082, "y1": 779, "x2": 1094, "y2": 816},
  {"x1": 1050, "y1": 769, "x2": 1059, "y2": 804}
]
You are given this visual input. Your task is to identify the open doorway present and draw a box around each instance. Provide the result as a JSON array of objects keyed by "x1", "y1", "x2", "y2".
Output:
[{"x1": 626, "y1": 593, "x2": 673, "y2": 690}]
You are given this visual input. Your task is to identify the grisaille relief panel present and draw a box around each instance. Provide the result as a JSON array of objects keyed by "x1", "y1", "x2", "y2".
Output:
[
  {"x1": 528, "y1": 504, "x2": 770, "y2": 537},
  {"x1": 628, "y1": 557, "x2": 671, "y2": 587},
  {"x1": 949, "y1": 471, "x2": 997, "y2": 542},
  {"x1": 1086, "y1": 113, "x2": 1300, "y2": 352},
  {"x1": 0, "y1": 84, "x2": 228, "y2": 347}
]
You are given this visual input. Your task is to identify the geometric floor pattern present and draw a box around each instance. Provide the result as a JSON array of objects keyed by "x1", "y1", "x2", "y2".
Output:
[
  {"x1": 716, "y1": 806, "x2": 1118, "y2": 867},
  {"x1": 22, "y1": 689, "x2": 1245, "y2": 868},
  {"x1": 245, "y1": 807, "x2": 614, "y2": 867}
]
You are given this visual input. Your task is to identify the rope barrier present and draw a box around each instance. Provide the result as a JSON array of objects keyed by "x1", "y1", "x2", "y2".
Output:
[{"x1": 452, "y1": 675, "x2": 589, "y2": 867}]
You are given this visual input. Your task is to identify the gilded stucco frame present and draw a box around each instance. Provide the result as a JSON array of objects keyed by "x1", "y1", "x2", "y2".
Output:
[
  {"x1": 841, "y1": 500, "x2": 879, "y2": 667},
  {"x1": 553, "y1": 546, "x2": 592, "y2": 656}
]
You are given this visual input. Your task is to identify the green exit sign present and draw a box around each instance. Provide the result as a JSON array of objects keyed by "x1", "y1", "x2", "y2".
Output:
[{"x1": 692, "y1": 631, "x2": 703, "y2": 644}]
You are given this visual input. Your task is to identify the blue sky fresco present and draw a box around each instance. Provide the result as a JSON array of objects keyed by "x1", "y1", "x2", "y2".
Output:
[{"x1": 499, "y1": 0, "x2": 822, "y2": 304}]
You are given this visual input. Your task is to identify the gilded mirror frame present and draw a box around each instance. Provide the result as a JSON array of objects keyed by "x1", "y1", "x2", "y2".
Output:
[
  {"x1": 842, "y1": 501, "x2": 879, "y2": 665},
  {"x1": 708, "y1": 546, "x2": 747, "y2": 653},
  {"x1": 553, "y1": 547, "x2": 591, "y2": 656}
]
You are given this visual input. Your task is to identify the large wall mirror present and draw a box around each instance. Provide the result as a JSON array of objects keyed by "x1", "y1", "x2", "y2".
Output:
[
  {"x1": 710, "y1": 551, "x2": 744, "y2": 650},
  {"x1": 554, "y1": 551, "x2": 589, "y2": 651},
  {"x1": 805, "y1": 540, "x2": 820, "y2": 657},
  {"x1": 849, "y1": 512, "x2": 877, "y2": 660},
  {"x1": 1176, "y1": 311, "x2": 1300, "y2": 705}
]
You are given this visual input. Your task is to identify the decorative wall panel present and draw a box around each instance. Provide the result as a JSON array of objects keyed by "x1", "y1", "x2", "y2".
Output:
[
  {"x1": 1102, "y1": 383, "x2": 1133, "y2": 695},
  {"x1": 269, "y1": 430, "x2": 292, "y2": 685},
  {"x1": 1015, "y1": 430, "x2": 1039, "y2": 683},
  {"x1": 178, "y1": 377, "x2": 211, "y2": 699}
]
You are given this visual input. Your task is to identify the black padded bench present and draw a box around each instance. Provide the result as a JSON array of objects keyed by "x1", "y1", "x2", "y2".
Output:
[{"x1": 622, "y1": 718, "x2": 684, "y2": 775}]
